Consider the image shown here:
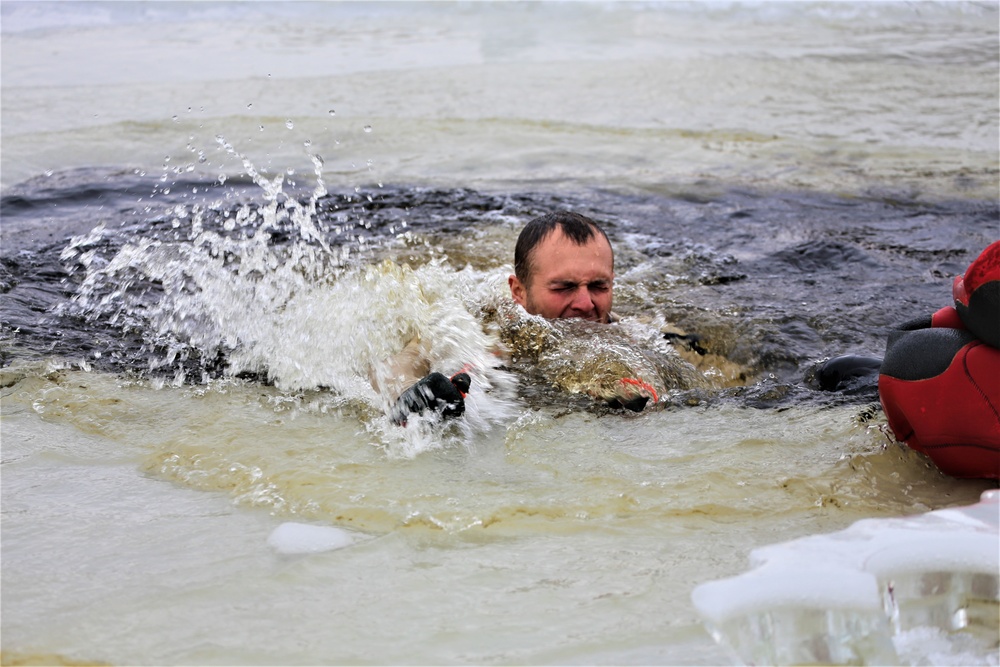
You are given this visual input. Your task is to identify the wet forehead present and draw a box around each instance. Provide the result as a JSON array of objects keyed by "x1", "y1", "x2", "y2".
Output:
[{"x1": 530, "y1": 228, "x2": 614, "y2": 285}]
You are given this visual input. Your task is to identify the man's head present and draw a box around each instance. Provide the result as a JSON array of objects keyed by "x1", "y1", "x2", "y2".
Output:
[{"x1": 508, "y1": 211, "x2": 614, "y2": 322}]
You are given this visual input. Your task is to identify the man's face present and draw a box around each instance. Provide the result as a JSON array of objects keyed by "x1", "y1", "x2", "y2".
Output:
[{"x1": 508, "y1": 228, "x2": 614, "y2": 322}]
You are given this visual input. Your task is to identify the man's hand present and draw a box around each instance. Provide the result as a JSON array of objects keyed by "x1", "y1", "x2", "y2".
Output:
[
  {"x1": 390, "y1": 371, "x2": 471, "y2": 426},
  {"x1": 606, "y1": 377, "x2": 658, "y2": 412}
]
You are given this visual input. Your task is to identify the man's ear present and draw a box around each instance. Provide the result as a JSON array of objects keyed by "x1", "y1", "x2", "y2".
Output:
[{"x1": 508, "y1": 274, "x2": 527, "y2": 307}]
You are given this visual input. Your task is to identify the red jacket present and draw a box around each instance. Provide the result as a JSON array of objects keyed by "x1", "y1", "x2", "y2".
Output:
[{"x1": 878, "y1": 241, "x2": 1000, "y2": 479}]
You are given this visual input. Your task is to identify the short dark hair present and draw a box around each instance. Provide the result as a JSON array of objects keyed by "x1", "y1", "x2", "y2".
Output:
[{"x1": 513, "y1": 211, "x2": 612, "y2": 285}]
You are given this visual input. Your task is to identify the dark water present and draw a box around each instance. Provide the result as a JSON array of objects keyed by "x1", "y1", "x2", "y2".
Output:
[{"x1": 2, "y1": 168, "x2": 997, "y2": 409}]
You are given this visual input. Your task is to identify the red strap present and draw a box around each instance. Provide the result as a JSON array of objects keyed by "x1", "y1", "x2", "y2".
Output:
[
  {"x1": 451, "y1": 365, "x2": 473, "y2": 398},
  {"x1": 619, "y1": 378, "x2": 658, "y2": 404},
  {"x1": 931, "y1": 306, "x2": 965, "y2": 330}
]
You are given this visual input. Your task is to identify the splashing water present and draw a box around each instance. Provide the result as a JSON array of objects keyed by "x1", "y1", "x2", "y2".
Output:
[
  {"x1": 55, "y1": 143, "x2": 536, "y2": 454},
  {"x1": 153, "y1": 137, "x2": 507, "y2": 406},
  {"x1": 56, "y1": 140, "x2": 729, "y2": 458},
  {"x1": 61, "y1": 139, "x2": 337, "y2": 379}
]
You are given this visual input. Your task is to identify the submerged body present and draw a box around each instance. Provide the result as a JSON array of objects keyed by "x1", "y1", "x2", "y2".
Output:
[{"x1": 389, "y1": 211, "x2": 663, "y2": 423}]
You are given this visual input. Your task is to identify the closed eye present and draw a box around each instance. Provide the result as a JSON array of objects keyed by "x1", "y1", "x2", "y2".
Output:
[{"x1": 551, "y1": 281, "x2": 610, "y2": 293}]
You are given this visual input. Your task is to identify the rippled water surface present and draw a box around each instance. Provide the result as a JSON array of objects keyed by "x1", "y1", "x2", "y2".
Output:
[{"x1": 2, "y1": 2, "x2": 998, "y2": 665}]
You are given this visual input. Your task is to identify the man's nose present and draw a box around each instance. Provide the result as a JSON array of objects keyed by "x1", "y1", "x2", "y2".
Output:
[{"x1": 571, "y1": 287, "x2": 596, "y2": 312}]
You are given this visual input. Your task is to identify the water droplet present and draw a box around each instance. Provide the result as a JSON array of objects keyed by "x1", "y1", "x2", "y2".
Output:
[
  {"x1": 259, "y1": 125, "x2": 265, "y2": 132},
  {"x1": 285, "y1": 120, "x2": 294, "y2": 129},
  {"x1": 363, "y1": 125, "x2": 372, "y2": 133},
  {"x1": 171, "y1": 115, "x2": 179, "y2": 123},
  {"x1": 303, "y1": 139, "x2": 312, "y2": 147},
  {"x1": 247, "y1": 103, "x2": 253, "y2": 109},
  {"x1": 328, "y1": 109, "x2": 336, "y2": 116}
]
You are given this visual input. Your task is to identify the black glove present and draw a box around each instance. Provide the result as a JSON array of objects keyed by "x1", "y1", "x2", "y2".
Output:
[
  {"x1": 606, "y1": 377, "x2": 657, "y2": 412},
  {"x1": 390, "y1": 371, "x2": 471, "y2": 426},
  {"x1": 815, "y1": 354, "x2": 882, "y2": 392},
  {"x1": 607, "y1": 395, "x2": 650, "y2": 412}
]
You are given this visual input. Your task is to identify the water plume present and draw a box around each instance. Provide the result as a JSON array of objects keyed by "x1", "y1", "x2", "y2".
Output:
[{"x1": 58, "y1": 142, "x2": 523, "y2": 442}]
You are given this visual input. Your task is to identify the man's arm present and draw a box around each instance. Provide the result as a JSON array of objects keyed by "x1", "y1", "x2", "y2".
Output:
[
  {"x1": 370, "y1": 336, "x2": 431, "y2": 403},
  {"x1": 372, "y1": 337, "x2": 471, "y2": 426}
]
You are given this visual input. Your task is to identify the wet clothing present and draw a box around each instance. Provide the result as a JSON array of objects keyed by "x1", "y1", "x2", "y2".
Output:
[{"x1": 878, "y1": 242, "x2": 1000, "y2": 479}]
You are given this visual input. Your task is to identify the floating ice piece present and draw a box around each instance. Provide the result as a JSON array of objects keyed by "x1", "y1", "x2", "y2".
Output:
[
  {"x1": 267, "y1": 522, "x2": 354, "y2": 555},
  {"x1": 691, "y1": 489, "x2": 1000, "y2": 666},
  {"x1": 692, "y1": 564, "x2": 897, "y2": 665},
  {"x1": 693, "y1": 565, "x2": 883, "y2": 621}
]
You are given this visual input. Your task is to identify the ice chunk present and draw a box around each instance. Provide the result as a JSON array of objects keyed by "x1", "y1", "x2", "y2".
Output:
[
  {"x1": 692, "y1": 565, "x2": 896, "y2": 665},
  {"x1": 931, "y1": 490, "x2": 1000, "y2": 529},
  {"x1": 691, "y1": 489, "x2": 999, "y2": 665},
  {"x1": 863, "y1": 532, "x2": 999, "y2": 579},
  {"x1": 267, "y1": 522, "x2": 354, "y2": 555},
  {"x1": 693, "y1": 565, "x2": 882, "y2": 623},
  {"x1": 864, "y1": 533, "x2": 999, "y2": 634}
]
